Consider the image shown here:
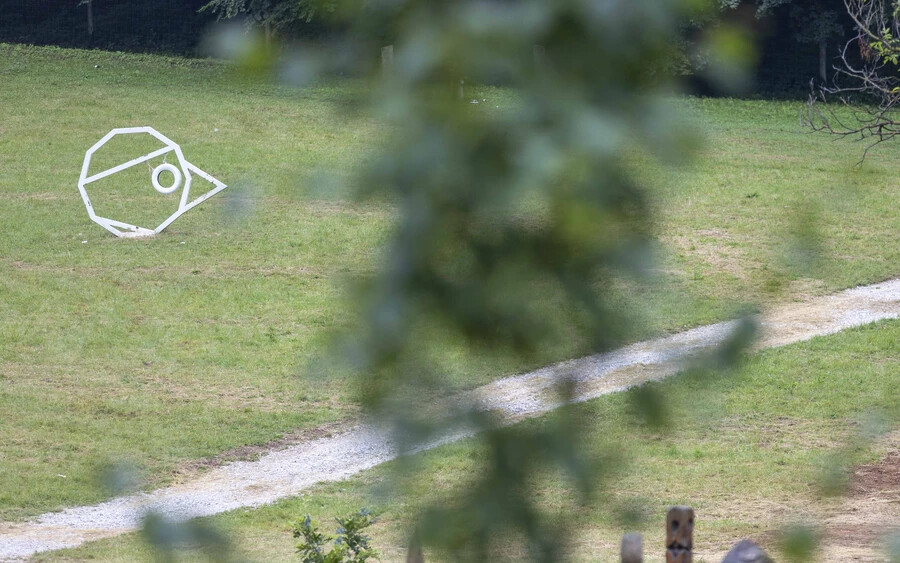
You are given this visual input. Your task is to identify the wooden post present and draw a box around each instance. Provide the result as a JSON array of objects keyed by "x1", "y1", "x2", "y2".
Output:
[
  {"x1": 665, "y1": 506, "x2": 693, "y2": 563},
  {"x1": 621, "y1": 532, "x2": 643, "y2": 563},
  {"x1": 381, "y1": 45, "x2": 394, "y2": 75}
]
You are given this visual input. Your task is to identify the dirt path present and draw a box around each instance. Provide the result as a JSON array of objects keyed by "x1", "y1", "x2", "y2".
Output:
[
  {"x1": 694, "y1": 431, "x2": 900, "y2": 562},
  {"x1": 820, "y1": 432, "x2": 900, "y2": 561},
  {"x1": 1, "y1": 279, "x2": 899, "y2": 560}
]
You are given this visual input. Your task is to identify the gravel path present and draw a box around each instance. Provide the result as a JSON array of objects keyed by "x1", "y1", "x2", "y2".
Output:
[{"x1": 2, "y1": 278, "x2": 899, "y2": 560}]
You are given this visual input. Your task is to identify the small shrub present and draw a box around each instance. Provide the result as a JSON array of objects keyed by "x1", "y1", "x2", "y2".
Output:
[{"x1": 292, "y1": 509, "x2": 379, "y2": 563}]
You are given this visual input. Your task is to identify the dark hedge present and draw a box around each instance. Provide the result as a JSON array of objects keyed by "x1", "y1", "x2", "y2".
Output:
[{"x1": 0, "y1": 0, "x2": 854, "y2": 97}]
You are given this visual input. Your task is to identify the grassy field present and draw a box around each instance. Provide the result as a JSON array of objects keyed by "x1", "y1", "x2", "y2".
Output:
[
  {"x1": 1, "y1": 41, "x2": 899, "y2": 541},
  {"x1": 39, "y1": 319, "x2": 900, "y2": 561},
  {"x1": 1, "y1": 44, "x2": 389, "y2": 520}
]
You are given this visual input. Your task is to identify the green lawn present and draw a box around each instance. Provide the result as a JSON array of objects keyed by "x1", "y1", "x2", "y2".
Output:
[
  {"x1": 1, "y1": 44, "x2": 389, "y2": 520},
  {"x1": 39, "y1": 319, "x2": 900, "y2": 561},
  {"x1": 1, "y1": 43, "x2": 899, "y2": 527}
]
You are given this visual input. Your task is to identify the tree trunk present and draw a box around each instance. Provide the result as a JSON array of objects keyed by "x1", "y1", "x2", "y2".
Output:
[
  {"x1": 819, "y1": 39, "x2": 827, "y2": 82},
  {"x1": 86, "y1": 0, "x2": 94, "y2": 37}
]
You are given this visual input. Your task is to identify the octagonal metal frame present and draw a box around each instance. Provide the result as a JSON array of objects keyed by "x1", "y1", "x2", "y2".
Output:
[{"x1": 77, "y1": 127, "x2": 228, "y2": 238}]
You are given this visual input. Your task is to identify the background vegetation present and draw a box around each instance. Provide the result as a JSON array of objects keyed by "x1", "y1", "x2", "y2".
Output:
[{"x1": 0, "y1": 0, "x2": 862, "y2": 96}]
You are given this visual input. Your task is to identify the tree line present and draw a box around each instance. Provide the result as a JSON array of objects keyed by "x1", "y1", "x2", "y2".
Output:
[{"x1": 0, "y1": 0, "x2": 862, "y2": 95}]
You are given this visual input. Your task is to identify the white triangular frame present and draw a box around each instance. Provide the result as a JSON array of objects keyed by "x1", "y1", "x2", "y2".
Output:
[{"x1": 78, "y1": 126, "x2": 228, "y2": 238}]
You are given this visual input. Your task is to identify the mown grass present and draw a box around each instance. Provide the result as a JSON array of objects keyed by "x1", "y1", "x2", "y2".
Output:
[
  {"x1": 0, "y1": 44, "x2": 389, "y2": 519},
  {"x1": 1, "y1": 43, "x2": 899, "y2": 523},
  {"x1": 39, "y1": 319, "x2": 900, "y2": 562}
]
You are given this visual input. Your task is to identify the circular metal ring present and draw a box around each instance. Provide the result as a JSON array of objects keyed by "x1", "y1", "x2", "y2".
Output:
[{"x1": 151, "y1": 163, "x2": 182, "y2": 195}]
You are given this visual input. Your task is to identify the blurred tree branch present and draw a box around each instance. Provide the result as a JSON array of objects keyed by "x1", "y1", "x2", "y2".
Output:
[
  {"x1": 317, "y1": 1, "x2": 753, "y2": 560},
  {"x1": 200, "y1": 1, "x2": 757, "y2": 559}
]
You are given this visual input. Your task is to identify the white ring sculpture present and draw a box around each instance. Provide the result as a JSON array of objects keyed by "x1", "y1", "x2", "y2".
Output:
[
  {"x1": 77, "y1": 127, "x2": 227, "y2": 238},
  {"x1": 151, "y1": 163, "x2": 183, "y2": 195}
]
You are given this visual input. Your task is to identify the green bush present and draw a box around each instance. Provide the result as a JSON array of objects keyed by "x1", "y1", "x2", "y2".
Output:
[{"x1": 292, "y1": 509, "x2": 379, "y2": 563}]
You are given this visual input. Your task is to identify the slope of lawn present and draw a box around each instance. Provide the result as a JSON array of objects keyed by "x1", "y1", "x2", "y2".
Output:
[
  {"x1": 1, "y1": 43, "x2": 899, "y2": 521},
  {"x1": 39, "y1": 319, "x2": 900, "y2": 562}
]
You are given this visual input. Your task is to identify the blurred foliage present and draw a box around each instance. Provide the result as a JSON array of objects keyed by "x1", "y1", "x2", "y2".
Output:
[
  {"x1": 778, "y1": 523, "x2": 819, "y2": 562},
  {"x1": 261, "y1": 0, "x2": 756, "y2": 560},
  {"x1": 146, "y1": 0, "x2": 893, "y2": 560},
  {"x1": 889, "y1": 532, "x2": 900, "y2": 562},
  {"x1": 98, "y1": 461, "x2": 142, "y2": 497},
  {"x1": 142, "y1": 512, "x2": 233, "y2": 562},
  {"x1": 100, "y1": 463, "x2": 235, "y2": 561},
  {"x1": 292, "y1": 509, "x2": 378, "y2": 563},
  {"x1": 779, "y1": 201, "x2": 824, "y2": 279}
]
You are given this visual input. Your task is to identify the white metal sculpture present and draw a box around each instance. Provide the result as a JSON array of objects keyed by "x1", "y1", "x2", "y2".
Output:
[{"x1": 78, "y1": 127, "x2": 227, "y2": 237}]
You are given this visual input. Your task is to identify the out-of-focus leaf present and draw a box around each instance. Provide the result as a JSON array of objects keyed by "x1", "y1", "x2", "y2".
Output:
[
  {"x1": 887, "y1": 532, "x2": 900, "y2": 562},
  {"x1": 779, "y1": 523, "x2": 819, "y2": 562},
  {"x1": 628, "y1": 384, "x2": 669, "y2": 431},
  {"x1": 701, "y1": 23, "x2": 756, "y2": 92},
  {"x1": 99, "y1": 462, "x2": 141, "y2": 496},
  {"x1": 141, "y1": 511, "x2": 232, "y2": 562},
  {"x1": 199, "y1": 0, "x2": 760, "y2": 559}
]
